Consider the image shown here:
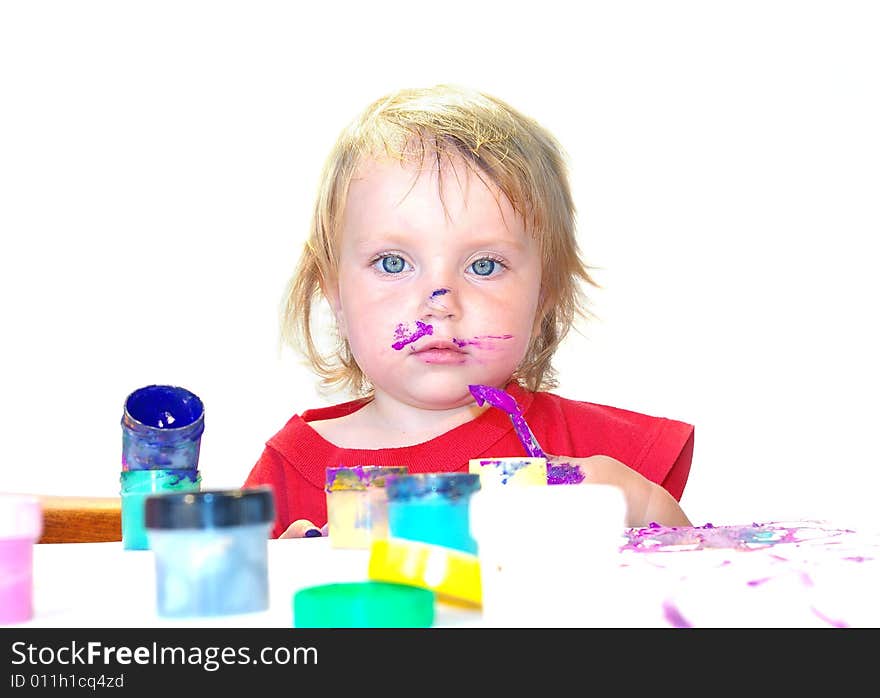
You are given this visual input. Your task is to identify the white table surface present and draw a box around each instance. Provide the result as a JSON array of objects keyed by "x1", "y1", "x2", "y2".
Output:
[
  {"x1": 21, "y1": 537, "x2": 481, "y2": 628},
  {"x1": 14, "y1": 520, "x2": 880, "y2": 628}
]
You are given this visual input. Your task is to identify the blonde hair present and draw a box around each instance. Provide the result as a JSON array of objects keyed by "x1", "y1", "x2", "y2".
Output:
[{"x1": 282, "y1": 84, "x2": 596, "y2": 397}]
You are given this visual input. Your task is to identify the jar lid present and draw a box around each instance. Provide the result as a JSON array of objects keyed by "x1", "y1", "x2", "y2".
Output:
[
  {"x1": 385, "y1": 473, "x2": 480, "y2": 501},
  {"x1": 368, "y1": 538, "x2": 482, "y2": 607},
  {"x1": 0, "y1": 494, "x2": 43, "y2": 540},
  {"x1": 293, "y1": 581, "x2": 434, "y2": 628},
  {"x1": 144, "y1": 486, "x2": 274, "y2": 529}
]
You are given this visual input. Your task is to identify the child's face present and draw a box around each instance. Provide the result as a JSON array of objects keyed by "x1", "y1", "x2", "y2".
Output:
[{"x1": 328, "y1": 155, "x2": 543, "y2": 410}]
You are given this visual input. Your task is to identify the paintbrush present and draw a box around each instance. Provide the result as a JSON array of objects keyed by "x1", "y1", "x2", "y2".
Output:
[{"x1": 468, "y1": 384, "x2": 547, "y2": 459}]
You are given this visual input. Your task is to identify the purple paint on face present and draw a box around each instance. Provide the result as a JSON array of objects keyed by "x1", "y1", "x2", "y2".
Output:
[
  {"x1": 430, "y1": 288, "x2": 449, "y2": 298},
  {"x1": 391, "y1": 321, "x2": 434, "y2": 350},
  {"x1": 452, "y1": 334, "x2": 514, "y2": 349}
]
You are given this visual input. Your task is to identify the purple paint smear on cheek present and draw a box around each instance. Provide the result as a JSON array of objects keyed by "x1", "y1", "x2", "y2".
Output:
[
  {"x1": 453, "y1": 334, "x2": 514, "y2": 349},
  {"x1": 391, "y1": 321, "x2": 434, "y2": 350}
]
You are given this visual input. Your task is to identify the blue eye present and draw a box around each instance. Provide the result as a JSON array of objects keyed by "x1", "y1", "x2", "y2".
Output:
[
  {"x1": 374, "y1": 255, "x2": 407, "y2": 274},
  {"x1": 470, "y1": 259, "x2": 497, "y2": 276}
]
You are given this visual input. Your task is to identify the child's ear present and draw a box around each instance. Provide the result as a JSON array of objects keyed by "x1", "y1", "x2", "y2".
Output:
[
  {"x1": 321, "y1": 275, "x2": 347, "y2": 338},
  {"x1": 531, "y1": 289, "x2": 550, "y2": 338}
]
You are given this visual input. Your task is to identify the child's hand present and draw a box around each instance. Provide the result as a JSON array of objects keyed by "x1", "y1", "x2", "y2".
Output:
[
  {"x1": 546, "y1": 454, "x2": 692, "y2": 528},
  {"x1": 279, "y1": 519, "x2": 330, "y2": 539}
]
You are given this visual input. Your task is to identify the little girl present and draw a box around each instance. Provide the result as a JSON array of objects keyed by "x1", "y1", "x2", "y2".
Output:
[{"x1": 243, "y1": 84, "x2": 694, "y2": 537}]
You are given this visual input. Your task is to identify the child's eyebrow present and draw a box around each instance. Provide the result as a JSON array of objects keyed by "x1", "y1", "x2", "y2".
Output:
[
  {"x1": 347, "y1": 231, "x2": 412, "y2": 250},
  {"x1": 350, "y1": 237, "x2": 531, "y2": 258}
]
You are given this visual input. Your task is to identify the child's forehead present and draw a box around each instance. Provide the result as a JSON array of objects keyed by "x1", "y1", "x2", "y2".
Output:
[
  {"x1": 338, "y1": 165, "x2": 534, "y2": 257},
  {"x1": 347, "y1": 155, "x2": 516, "y2": 218}
]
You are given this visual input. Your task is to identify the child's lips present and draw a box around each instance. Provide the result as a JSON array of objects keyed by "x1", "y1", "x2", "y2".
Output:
[{"x1": 411, "y1": 340, "x2": 468, "y2": 364}]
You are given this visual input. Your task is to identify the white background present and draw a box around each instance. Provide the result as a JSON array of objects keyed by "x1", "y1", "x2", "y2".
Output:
[{"x1": 1, "y1": 1, "x2": 878, "y2": 530}]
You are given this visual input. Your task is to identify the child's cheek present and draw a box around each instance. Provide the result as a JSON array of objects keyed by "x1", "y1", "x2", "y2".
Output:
[{"x1": 456, "y1": 334, "x2": 512, "y2": 348}]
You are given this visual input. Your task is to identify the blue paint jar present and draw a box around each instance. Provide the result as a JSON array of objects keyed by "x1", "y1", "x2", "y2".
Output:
[
  {"x1": 119, "y1": 468, "x2": 201, "y2": 550},
  {"x1": 385, "y1": 473, "x2": 480, "y2": 554},
  {"x1": 121, "y1": 385, "x2": 205, "y2": 471},
  {"x1": 144, "y1": 487, "x2": 275, "y2": 618}
]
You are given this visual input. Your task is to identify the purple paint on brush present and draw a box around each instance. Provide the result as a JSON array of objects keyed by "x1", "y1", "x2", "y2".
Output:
[
  {"x1": 391, "y1": 321, "x2": 434, "y2": 350},
  {"x1": 468, "y1": 384, "x2": 546, "y2": 459}
]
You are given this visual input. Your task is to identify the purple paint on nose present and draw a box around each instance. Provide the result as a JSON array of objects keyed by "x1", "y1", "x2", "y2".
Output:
[
  {"x1": 430, "y1": 288, "x2": 449, "y2": 298},
  {"x1": 391, "y1": 320, "x2": 434, "y2": 350}
]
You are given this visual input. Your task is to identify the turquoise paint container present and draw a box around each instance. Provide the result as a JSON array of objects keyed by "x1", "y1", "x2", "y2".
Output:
[
  {"x1": 385, "y1": 473, "x2": 480, "y2": 554},
  {"x1": 120, "y1": 469, "x2": 201, "y2": 550},
  {"x1": 145, "y1": 487, "x2": 275, "y2": 618}
]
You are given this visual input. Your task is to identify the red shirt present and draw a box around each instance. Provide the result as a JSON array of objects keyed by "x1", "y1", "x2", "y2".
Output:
[{"x1": 243, "y1": 382, "x2": 695, "y2": 538}]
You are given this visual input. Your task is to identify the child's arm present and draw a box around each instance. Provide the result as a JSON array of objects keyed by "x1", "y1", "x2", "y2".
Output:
[{"x1": 546, "y1": 454, "x2": 692, "y2": 528}]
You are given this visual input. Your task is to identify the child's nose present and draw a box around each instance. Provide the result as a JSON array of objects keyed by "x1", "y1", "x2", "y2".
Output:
[{"x1": 420, "y1": 287, "x2": 457, "y2": 320}]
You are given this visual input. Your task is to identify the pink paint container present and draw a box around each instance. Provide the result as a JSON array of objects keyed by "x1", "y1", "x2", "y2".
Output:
[{"x1": 0, "y1": 495, "x2": 43, "y2": 625}]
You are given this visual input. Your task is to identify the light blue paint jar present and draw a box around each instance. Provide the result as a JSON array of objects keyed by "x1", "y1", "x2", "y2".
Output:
[
  {"x1": 121, "y1": 384, "x2": 205, "y2": 471},
  {"x1": 144, "y1": 487, "x2": 275, "y2": 618},
  {"x1": 385, "y1": 473, "x2": 480, "y2": 554},
  {"x1": 119, "y1": 468, "x2": 201, "y2": 550}
]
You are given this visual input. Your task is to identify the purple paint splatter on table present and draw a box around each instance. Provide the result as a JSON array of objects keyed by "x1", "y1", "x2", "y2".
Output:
[
  {"x1": 662, "y1": 600, "x2": 693, "y2": 628},
  {"x1": 622, "y1": 521, "x2": 856, "y2": 553},
  {"x1": 621, "y1": 520, "x2": 878, "y2": 628}
]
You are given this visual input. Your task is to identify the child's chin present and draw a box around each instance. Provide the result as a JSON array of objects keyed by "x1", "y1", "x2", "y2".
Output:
[{"x1": 399, "y1": 381, "x2": 482, "y2": 409}]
